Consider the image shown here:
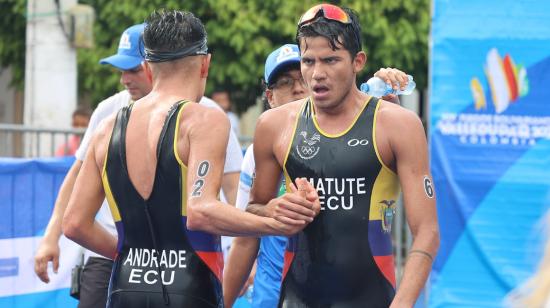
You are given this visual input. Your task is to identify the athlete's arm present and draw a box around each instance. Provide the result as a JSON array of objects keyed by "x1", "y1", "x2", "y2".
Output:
[
  {"x1": 224, "y1": 146, "x2": 261, "y2": 306},
  {"x1": 380, "y1": 105, "x2": 440, "y2": 308},
  {"x1": 34, "y1": 160, "x2": 82, "y2": 283},
  {"x1": 34, "y1": 98, "x2": 115, "y2": 283},
  {"x1": 224, "y1": 236, "x2": 259, "y2": 307},
  {"x1": 63, "y1": 121, "x2": 118, "y2": 259},
  {"x1": 183, "y1": 106, "x2": 314, "y2": 236},
  {"x1": 247, "y1": 111, "x2": 320, "y2": 224}
]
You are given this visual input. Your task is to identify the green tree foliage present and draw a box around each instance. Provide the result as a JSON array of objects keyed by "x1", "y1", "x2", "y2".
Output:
[
  {"x1": 1, "y1": 0, "x2": 429, "y2": 112},
  {"x1": 0, "y1": 0, "x2": 26, "y2": 90}
]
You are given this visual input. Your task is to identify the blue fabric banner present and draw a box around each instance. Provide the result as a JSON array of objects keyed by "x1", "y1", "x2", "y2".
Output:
[
  {"x1": 429, "y1": 1, "x2": 550, "y2": 307},
  {"x1": 0, "y1": 157, "x2": 79, "y2": 307}
]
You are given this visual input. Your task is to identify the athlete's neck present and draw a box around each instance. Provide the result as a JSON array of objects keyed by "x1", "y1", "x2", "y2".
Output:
[
  {"x1": 148, "y1": 75, "x2": 204, "y2": 105},
  {"x1": 313, "y1": 86, "x2": 368, "y2": 134}
]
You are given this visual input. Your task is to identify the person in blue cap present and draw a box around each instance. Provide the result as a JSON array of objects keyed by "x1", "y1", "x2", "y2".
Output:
[
  {"x1": 223, "y1": 42, "x2": 411, "y2": 308},
  {"x1": 99, "y1": 24, "x2": 152, "y2": 101}
]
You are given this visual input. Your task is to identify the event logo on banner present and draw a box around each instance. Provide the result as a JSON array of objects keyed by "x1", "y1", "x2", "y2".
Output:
[{"x1": 436, "y1": 48, "x2": 550, "y2": 149}]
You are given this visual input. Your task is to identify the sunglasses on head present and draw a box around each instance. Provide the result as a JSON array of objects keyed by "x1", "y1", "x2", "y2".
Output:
[{"x1": 298, "y1": 4, "x2": 351, "y2": 27}]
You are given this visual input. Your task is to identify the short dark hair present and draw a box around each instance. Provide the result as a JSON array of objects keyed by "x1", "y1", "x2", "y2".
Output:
[
  {"x1": 72, "y1": 106, "x2": 92, "y2": 119},
  {"x1": 143, "y1": 10, "x2": 207, "y2": 59},
  {"x1": 296, "y1": 7, "x2": 362, "y2": 58},
  {"x1": 211, "y1": 88, "x2": 228, "y2": 95}
]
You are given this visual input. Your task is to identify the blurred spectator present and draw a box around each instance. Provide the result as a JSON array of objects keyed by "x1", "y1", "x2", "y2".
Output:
[
  {"x1": 55, "y1": 106, "x2": 91, "y2": 157},
  {"x1": 211, "y1": 89, "x2": 240, "y2": 135}
]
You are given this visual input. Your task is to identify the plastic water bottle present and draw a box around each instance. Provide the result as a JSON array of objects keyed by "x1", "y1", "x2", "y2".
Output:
[
  {"x1": 360, "y1": 74, "x2": 416, "y2": 97},
  {"x1": 244, "y1": 285, "x2": 254, "y2": 303},
  {"x1": 234, "y1": 285, "x2": 253, "y2": 307}
]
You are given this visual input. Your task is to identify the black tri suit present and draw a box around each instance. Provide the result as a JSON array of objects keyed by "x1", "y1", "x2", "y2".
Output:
[
  {"x1": 279, "y1": 97, "x2": 400, "y2": 308},
  {"x1": 101, "y1": 101, "x2": 223, "y2": 307}
]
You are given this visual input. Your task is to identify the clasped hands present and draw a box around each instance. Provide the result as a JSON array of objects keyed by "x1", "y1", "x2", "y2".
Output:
[{"x1": 265, "y1": 178, "x2": 321, "y2": 236}]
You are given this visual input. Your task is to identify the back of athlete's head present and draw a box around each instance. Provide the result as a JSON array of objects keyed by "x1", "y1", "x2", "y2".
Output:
[
  {"x1": 296, "y1": 6, "x2": 362, "y2": 58},
  {"x1": 143, "y1": 10, "x2": 208, "y2": 66}
]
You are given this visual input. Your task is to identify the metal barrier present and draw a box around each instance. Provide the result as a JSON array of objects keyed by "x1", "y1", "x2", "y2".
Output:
[
  {"x1": 0, "y1": 123, "x2": 255, "y2": 158},
  {"x1": 0, "y1": 123, "x2": 85, "y2": 157}
]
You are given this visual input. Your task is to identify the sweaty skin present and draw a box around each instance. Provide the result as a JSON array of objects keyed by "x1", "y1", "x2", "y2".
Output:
[
  {"x1": 247, "y1": 36, "x2": 439, "y2": 308},
  {"x1": 224, "y1": 64, "x2": 415, "y2": 307},
  {"x1": 62, "y1": 54, "x2": 320, "y2": 259}
]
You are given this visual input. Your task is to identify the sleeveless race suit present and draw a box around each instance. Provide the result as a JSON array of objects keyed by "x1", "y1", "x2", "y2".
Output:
[
  {"x1": 280, "y1": 97, "x2": 400, "y2": 308},
  {"x1": 102, "y1": 101, "x2": 223, "y2": 307}
]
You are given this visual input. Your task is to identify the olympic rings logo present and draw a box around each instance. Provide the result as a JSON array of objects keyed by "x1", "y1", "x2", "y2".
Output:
[
  {"x1": 347, "y1": 138, "x2": 369, "y2": 147},
  {"x1": 301, "y1": 146, "x2": 316, "y2": 155}
]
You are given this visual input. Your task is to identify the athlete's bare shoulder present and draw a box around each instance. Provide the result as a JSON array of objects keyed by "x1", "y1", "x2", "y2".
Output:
[
  {"x1": 255, "y1": 98, "x2": 307, "y2": 162},
  {"x1": 376, "y1": 99, "x2": 426, "y2": 155},
  {"x1": 179, "y1": 100, "x2": 229, "y2": 130},
  {"x1": 91, "y1": 112, "x2": 118, "y2": 170},
  {"x1": 377, "y1": 99, "x2": 423, "y2": 130},
  {"x1": 373, "y1": 100, "x2": 425, "y2": 170},
  {"x1": 175, "y1": 101, "x2": 231, "y2": 164}
]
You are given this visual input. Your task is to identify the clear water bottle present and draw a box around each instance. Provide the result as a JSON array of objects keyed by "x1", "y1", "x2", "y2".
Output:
[
  {"x1": 244, "y1": 285, "x2": 254, "y2": 303},
  {"x1": 360, "y1": 74, "x2": 416, "y2": 97}
]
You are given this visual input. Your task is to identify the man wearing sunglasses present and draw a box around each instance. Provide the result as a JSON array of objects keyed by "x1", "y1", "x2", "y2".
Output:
[
  {"x1": 34, "y1": 22, "x2": 245, "y2": 307},
  {"x1": 225, "y1": 41, "x2": 417, "y2": 307},
  {"x1": 244, "y1": 4, "x2": 439, "y2": 308}
]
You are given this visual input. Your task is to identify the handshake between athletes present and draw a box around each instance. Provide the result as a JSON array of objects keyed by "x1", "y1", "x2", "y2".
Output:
[{"x1": 257, "y1": 177, "x2": 321, "y2": 235}]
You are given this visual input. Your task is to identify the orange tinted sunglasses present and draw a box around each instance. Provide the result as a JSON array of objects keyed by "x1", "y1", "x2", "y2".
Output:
[{"x1": 298, "y1": 4, "x2": 351, "y2": 27}]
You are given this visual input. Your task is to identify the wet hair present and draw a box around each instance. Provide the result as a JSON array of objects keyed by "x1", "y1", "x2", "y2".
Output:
[
  {"x1": 143, "y1": 10, "x2": 207, "y2": 62},
  {"x1": 296, "y1": 7, "x2": 362, "y2": 58}
]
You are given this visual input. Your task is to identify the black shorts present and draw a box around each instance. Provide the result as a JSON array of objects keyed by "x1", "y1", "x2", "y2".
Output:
[
  {"x1": 108, "y1": 291, "x2": 222, "y2": 308},
  {"x1": 78, "y1": 257, "x2": 113, "y2": 308}
]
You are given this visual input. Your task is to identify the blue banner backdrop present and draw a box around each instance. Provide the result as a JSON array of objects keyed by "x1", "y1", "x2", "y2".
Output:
[
  {"x1": 429, "y1": 1, "x2": 550, "y2": 307},
  {"x1": 0, "y1": 157, "x2": 79, "y2": 307}
]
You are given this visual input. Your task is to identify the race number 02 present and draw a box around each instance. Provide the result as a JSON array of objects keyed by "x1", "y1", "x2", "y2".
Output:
[{"x1": 192, "y1": 161, "x2": 210, "y2": 197}]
